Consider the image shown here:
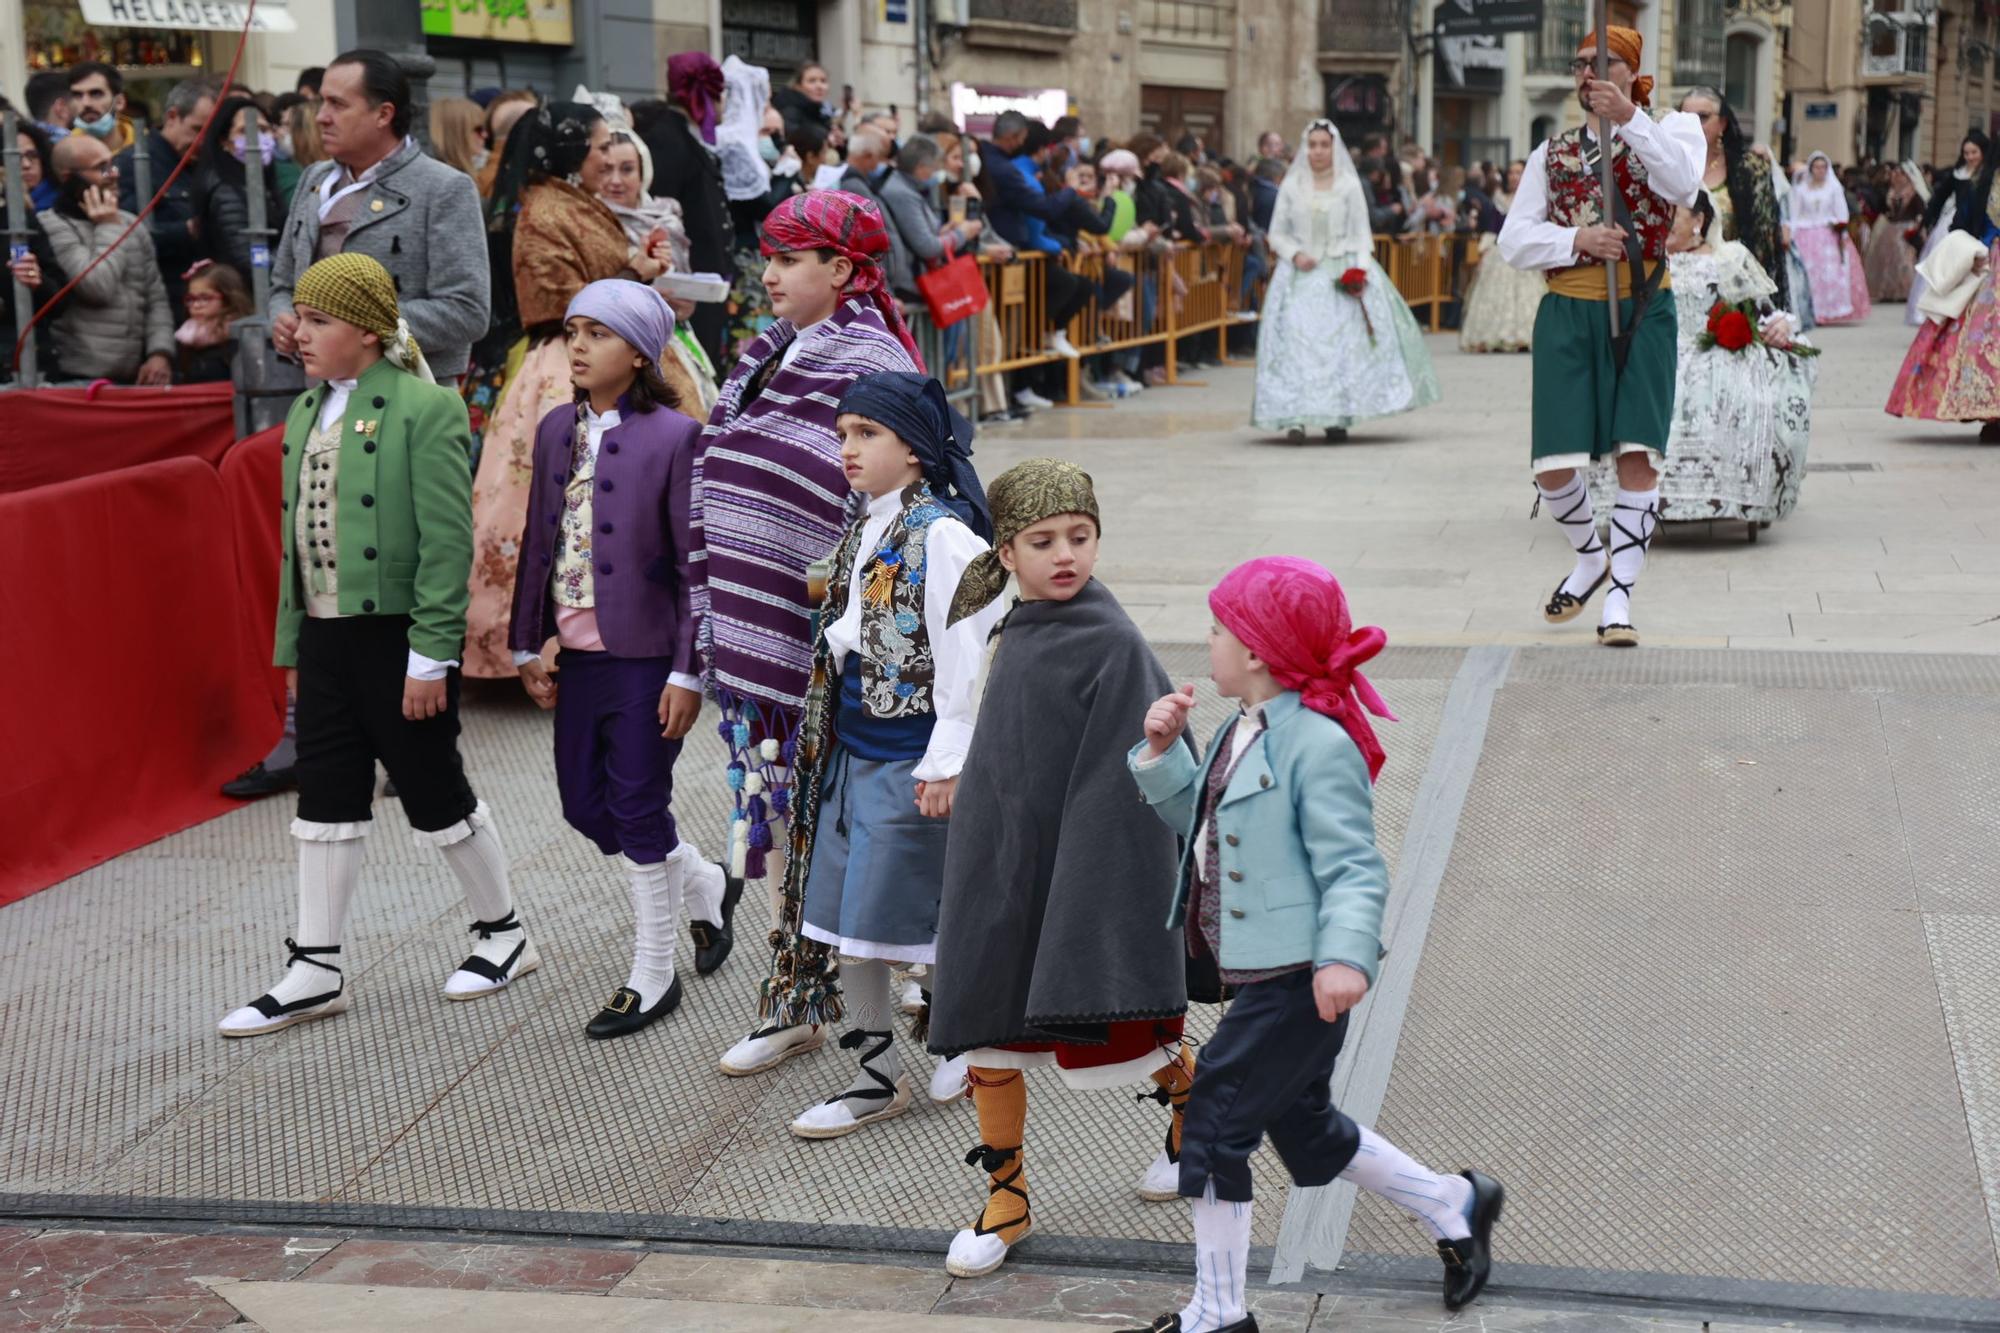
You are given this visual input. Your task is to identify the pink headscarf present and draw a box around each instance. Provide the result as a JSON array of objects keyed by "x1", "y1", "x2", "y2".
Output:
[
  {"x1": 667, "y1": 52, "x2": 723, "y2": 144},
  {"x1": 1208, "y1": 556, "x2": 1397, "y2": 781}
]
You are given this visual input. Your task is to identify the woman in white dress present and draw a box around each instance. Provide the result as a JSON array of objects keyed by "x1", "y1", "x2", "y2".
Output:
[
  {"x1": 1458, "y1": 159, "x2": 1546, "y2": 352},
  {"x1": 1909, "y1": 134, "x2": 1986, "y2": 326},
  {"x1": 1790, "y1": 152, "x2": 1871, "y2": 325},
  {"x1": 1594, "y1": 194, "x2": 1816, "y2": 531},
  {"x1": 1252, "y1": 118, "x2": 1439, "y2": 442}
]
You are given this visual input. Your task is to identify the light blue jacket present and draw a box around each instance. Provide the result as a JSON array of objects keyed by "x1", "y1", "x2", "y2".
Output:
[{"x1": 1127, "y1": 690, "x2": 1388, "y2": 984}]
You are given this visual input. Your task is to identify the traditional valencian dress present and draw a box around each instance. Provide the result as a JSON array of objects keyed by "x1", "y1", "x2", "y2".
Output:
[
  {"x1": 1458, "y1": 192, "x2": 1546, "y2": 353},
  {"x1": 1252, "y1": 119, "x2": 1438, "y2": 435},
  {"x1": 1789, "y1": 155, "x2": 1871, "y2": 326},
  {"x1": 1591, "y1": 241, "x2": 1816, "y2": 526},
  {"x1": 1885, "y1": 171, "x2": 2000, "y2": 427}
]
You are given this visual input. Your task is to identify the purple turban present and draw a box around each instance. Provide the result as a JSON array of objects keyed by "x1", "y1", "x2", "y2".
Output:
[{"x1": 566, "y1": 279, "x2": 677, "y2": 373}]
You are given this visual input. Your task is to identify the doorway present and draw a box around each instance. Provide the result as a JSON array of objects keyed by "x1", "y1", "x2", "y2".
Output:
[{"x1": 1142, "y1": 85, "x2": 1226, "y2": 157}]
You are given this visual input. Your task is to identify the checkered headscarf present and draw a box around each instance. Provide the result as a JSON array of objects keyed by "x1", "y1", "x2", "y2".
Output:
[
  {"x1": 292, "y1": 253, "x2": 434, "y2": 383},
  {"x1": 759, "y1": 190, "x2": 924, "y2": 368}
]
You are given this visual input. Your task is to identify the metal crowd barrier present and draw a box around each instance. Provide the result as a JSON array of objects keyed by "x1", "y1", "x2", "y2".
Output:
[{"x1": 924, "y1": 233, "x2": 1487, "y2": 410}]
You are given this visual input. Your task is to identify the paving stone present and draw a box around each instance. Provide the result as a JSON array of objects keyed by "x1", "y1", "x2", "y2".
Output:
[
  {"x1": 615, "y1": 1253, "x2": 947, "y2": 1312},
  {"x1": 930, "y1": 1270, "x2": 1315, "y2": 1331},
  {"x1": 297, "y1": 1238, "x2": 643, "y2": 1294}
]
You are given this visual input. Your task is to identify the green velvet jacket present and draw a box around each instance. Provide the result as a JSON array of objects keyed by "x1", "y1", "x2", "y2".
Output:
[{"x1": 274, "y1": 358, "x2": 476, "y2": 668}]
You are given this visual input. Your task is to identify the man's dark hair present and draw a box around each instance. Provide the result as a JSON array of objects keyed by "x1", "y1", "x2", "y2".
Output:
[
  {"x1": 916, "y1": 110, "x2": 956, "y2": 135},
  {"x1": 15, "y1": 120, "x2": 55, "y2": 181},
  {"x1": 790, "y1": 118, "x2": 829, "y2": 158},
  {"x1": 627, "y1": 97, "x2": 671, "y2": 139},
  {"x1": 1053, "y1": 115, "x2": 1080, "y2": 139},
  {"x1": 328, "y1": 49, "x2": 413, "y2": 138},
  {"x1": 25, "y1": 71, "x2": 70, "y2": 122},
  {"x1": 992, "y1": 110, "x2": 1030, "y2": 140},
  {"x1": 272, "y1": 90, "x2": 308, "y2": 121},
  {"x1": 67, "y1": 61, "x2": 123, "y2": 96},
  {"x1": 297, "y1": 66, "x2": 325, "y2": 95},
  {"x1": 1022, "y1": 122, "x2": 1055, "y2": 155}
]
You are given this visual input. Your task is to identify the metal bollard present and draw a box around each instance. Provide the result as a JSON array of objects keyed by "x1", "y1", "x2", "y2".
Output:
[
  {"x1": 3, "y1": 109, "x2": 39, "y2": 386},
  {"x1": 231, "y1": 315, "x2": 306, "y2": 437},
  {"x1": 242, "y1": 105, "x2": 272, "y2": 314}
]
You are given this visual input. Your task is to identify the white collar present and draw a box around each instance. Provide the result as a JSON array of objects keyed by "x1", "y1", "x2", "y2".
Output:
[
  {"x1": 582, "y1": 402, "x2": 622, "y2": 431},
  {"x1": 865, "y1": 485, "x2": 912, "y2": 518},
  {"x1": 328, "y1": 376, "x2": 359, "y2": 392}
]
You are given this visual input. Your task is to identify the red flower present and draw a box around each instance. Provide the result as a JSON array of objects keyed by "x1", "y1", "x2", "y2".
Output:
[
  {"x1": 1706, "y1": 301, "x2": 1727, "y2": 335},
  {"x1": 1713, "y1": 309, "x2": 1754, "y2": 351},
  {"x1": 1338, "y1": 267, "x2": 1368, "y2": 294}
]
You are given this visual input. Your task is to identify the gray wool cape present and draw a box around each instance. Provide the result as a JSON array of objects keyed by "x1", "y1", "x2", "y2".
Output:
[{"x1": 928, "y1": 578, "x2": 1190, "y2": 1056}]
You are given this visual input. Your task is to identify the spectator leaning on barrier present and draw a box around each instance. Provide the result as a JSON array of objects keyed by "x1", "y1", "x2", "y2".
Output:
[
  {"x1": 67, "y1": 62, "x2": 135, "y2": 156},
  {"x1": 267, "y1": 49, "x2": 491, "y2": 382},
  {"x1": 0, "y1": 143, "x2": 71, "y2": 383},
  {"x1": 877, "y1": 133, "x2": 982, "y2": 302},
  {"x1": 980, "y1": 110, "x2": 1092, "y2": 363},
  {"x1": 38, "y1": 134, "x2": 172, "y2": 384}
]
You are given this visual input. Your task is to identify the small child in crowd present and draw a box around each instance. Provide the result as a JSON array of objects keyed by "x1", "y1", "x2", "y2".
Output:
[
  {"x1": 218, "y1": 253, "x2": 537, "y2": 1038},
  {"x1": 1125, "y1": 557, "x2": 1505, "y2": 1333},
  {"x1": 773, "y1": 370, "x2": 1001, "y2": 1138},
  {"x1": 175, "y1": 259, "x2": 253, "y2": 383},
  {"x1": 925, "y1": 459, "x2": 1197, "y2": 1279}
]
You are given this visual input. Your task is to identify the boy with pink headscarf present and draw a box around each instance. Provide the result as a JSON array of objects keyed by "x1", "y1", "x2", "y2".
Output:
[{"x1": 1125, "y1": 557, "x2": 1507, "y2": 1333}]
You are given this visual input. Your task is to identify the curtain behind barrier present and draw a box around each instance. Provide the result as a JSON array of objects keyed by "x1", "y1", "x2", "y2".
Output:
[
  {"x1": 0, "y1": 382, "x2": 237, "y2": 495},
  {"x1": 0, "y1": 448, "x2": 282, "y2": 904}
]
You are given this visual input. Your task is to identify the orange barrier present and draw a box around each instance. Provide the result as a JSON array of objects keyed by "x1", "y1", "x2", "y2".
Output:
[{"x1": 945, "y1": 233, "x2": 1488, "y2": 406}]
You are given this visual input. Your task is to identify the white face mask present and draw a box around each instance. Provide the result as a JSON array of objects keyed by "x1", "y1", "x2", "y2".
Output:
[{"x1": 965, "y1": 147, "x2": 982, "y2": 180}]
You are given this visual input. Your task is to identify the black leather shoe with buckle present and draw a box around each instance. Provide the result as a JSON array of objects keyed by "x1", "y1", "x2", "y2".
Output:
[
  {"x1": 221, "y1": 762, "x2": 297, "y2": 800},
  {"x1": 585, "y1": 975, "x2": 683, "y2": 1040},
  {"x1": 691, "y1": 864, "x2": 745, "y2": 976},
  {"x1": 1437, "y1": 1168, "x2": 1505, "y2": 1309}
]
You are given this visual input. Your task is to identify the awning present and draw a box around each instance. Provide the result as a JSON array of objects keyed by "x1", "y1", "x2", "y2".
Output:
[{"x1": 77, "y1": 0, "x2": 298, "y2": 34}]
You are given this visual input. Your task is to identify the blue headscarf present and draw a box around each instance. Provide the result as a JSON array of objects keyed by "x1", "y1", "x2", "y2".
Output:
[{"x1": 838, "y1": 372, "x2": 993, "y2": 541}]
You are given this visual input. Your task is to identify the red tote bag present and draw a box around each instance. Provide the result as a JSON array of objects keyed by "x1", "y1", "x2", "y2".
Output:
[{"x1": 917, "y1": 242, "x2": 989, "y2": 329}]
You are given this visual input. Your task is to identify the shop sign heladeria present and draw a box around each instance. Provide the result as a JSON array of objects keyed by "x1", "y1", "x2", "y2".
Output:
[{"x1": 78, "y1": 0, "x2": 298, "y2": 33}]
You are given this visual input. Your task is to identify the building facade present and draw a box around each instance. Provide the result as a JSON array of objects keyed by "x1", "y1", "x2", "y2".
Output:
[
  {"x1": 1787, "y1": 0, "x2": 1934, "y2": 165},
  {"x1": 1929, "y1": 0, "x2": 1998, "y2": 165}
]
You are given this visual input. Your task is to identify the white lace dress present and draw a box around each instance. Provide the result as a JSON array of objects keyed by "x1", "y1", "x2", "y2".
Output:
[
  {"x1": 1252, "y1": 174, "x2": 1440, "y2": 433},
  {"x1": 1589, "y1": 243, "x2": 1816, "y2": 524},
  {"x1": 1458, "y1": 227, "x2": 1545, "y2": 352}
]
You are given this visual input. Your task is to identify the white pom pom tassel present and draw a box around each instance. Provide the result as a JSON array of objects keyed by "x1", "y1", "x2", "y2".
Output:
[{"x1": 729, "y1": 817, "x2": 749, "y2": 878}]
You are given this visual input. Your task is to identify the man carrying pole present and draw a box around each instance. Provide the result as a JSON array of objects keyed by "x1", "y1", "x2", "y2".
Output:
[{"x1": 1498, "y1": 21, "x2": 1703, "y2": 647}]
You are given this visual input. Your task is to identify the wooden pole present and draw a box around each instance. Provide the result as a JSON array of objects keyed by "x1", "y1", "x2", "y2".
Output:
[{"x1": 1594, "y1": 0, "x2": 1622, "y2": 338}]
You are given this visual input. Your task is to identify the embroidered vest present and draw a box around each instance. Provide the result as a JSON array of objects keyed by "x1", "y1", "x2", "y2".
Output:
[
  {"x1": 296, "y1": 416, "x2": 345, "y2": 618},
  {"x1": 552, "y1": 413, "x2": 597, "y2": 610},
  {"x1": 824, "y1": 485, "x2": 951, "y2": 720},
  {"x1": 1544, "y1": 118, "x2": 1674, "y2": 263}
]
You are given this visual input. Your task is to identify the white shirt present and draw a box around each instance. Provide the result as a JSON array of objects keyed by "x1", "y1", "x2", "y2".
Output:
[
  {"x1": 318, "y1": 139, "x2": 411, "y2": 221},
  {"x1": 310, "y1": 374, "x2": 457, "y2": 681},
  {"x1": 824, "y1": 487, "x2": 1004, "y2": 782},
  {"x1": 510, "y1": 402, "x2": 702, "y2": 695},
  {"x1": 1498, "y1": 110, "x2": 1706, "y2": 271}
]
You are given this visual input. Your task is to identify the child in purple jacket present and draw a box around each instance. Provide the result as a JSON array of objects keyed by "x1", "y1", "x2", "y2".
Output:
[{"x1": 509, "y1": 279, "x2": 743, "y2": 1041}]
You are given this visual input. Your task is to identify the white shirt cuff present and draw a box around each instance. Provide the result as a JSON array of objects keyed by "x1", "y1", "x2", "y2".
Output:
[
  {"x1": 512, "y1": 650, "x2": 542, "y2": 668},
  {"x1": 407, "y1": 650, "x2": 458, "y2": 681},
  {"x1": 914, "y1": 718, "x2": 974, "y2": 783},
  {"x1": 1132, "y1": 746, "x2": 1173, "y2": 770},
  {"x1": 667, "y1": 672, "x2": 703, "y2": 694}
]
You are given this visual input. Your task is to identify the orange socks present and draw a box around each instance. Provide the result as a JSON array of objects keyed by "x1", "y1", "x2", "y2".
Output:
[{"x1": 966, "y1": 1065, "x2": 1031, "y2": 1242}]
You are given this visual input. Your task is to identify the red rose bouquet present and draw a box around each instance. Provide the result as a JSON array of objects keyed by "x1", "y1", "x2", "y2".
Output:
[
  {"x1": 1336, "y1": 265, "x2": 1375, "y2": 345},
  {"x1": 1697, "y1": 299, "x2": 1819, "y2": 358}
]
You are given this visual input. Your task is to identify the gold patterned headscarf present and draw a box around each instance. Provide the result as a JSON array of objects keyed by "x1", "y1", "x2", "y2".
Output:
[
  {"x1": 947, "y1": 457, "x2": 1100, "y2": 625},
  {"x1": 292, "y1": 252, "x2": 435, "y2": 383}
]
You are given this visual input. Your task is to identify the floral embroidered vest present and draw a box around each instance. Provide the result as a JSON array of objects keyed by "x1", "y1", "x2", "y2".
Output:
[
  {"x1": 552, "y1": 413, "x2": 597, "y2": 609},
  {"x1": 824, "y1": 485, "x2": 952, "y2": 720},
  {"x1": 1544, "y1": 117, "x2": 1674, "y2": 263}
]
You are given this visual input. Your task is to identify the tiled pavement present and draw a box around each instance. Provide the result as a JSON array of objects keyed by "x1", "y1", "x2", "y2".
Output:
[{"x1": 0, "y1": 1225, "x2": 1912, "y2": 1331}]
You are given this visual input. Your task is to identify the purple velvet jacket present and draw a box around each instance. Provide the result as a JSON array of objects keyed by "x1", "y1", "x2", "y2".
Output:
[{"x1": 508, "y1": 395, "x2": 701, "y2": 671}]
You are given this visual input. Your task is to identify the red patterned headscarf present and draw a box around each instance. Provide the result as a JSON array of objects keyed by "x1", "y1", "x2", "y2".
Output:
[
  {"x1": 1208, "y1": 556, "x2": 1397, "y2": 782},
  {"x1": 667, "y1": 52, "x2": 723, "y2": 143},
  {"x1": 759, "y1": 190, "x2": 924, "y2": 368}
]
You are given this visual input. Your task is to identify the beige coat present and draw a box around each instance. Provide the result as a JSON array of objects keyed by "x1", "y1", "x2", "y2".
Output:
[{"x1": 37, "y1": 207, "x2": 173, "y2": 382}]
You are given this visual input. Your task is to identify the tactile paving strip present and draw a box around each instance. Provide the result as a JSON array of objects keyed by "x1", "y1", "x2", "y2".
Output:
[{"x1": 0, "y1": 647, "x2": 1452, "y2": 1255}]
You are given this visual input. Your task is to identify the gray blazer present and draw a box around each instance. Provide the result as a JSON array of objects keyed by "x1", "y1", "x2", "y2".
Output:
[
  {"x1": 840, "y1": 166, "x2": 914, "y2": 299},
  {"x1": 268, "y1": 139, "x2": 491, "y2": 380},
  {"x1": 877, "y1": 169, "x2": 951, "y2": 298}
]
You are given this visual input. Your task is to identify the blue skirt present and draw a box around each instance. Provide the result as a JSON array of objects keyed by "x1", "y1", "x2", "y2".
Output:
[{"x1": 799, "y1": 741, "x2": 949, "y2": 963}]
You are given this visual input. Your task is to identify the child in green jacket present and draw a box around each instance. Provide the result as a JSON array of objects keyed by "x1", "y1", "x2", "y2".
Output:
[
  {"x1": 218, "y1": 252, "x2": 538, "y2": 1038},
  {"x1": 1125, "y1": 557, "x2": 1505, "y2": 1333}
]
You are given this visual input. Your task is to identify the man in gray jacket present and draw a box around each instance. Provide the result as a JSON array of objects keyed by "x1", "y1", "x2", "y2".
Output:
[
  {"x1": 39, "y1": 134, "x2": 172, "y2": 384},
  {"x1": 267, "y1": 49, "x2": 489, "y2": 381},
  {"x1": 876, "y1": 134, "x2": 983, "y2": 301},
  {"x1": 838, "y1": 128, "x2": 913, "y2": 298}
]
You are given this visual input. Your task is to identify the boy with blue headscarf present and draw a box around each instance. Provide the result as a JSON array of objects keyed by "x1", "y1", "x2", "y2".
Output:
[{"x1": 764, "y1": 371, "x2": 1004, "y2": 1140}]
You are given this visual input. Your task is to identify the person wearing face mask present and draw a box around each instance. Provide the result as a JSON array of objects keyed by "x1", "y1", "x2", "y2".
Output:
[
  {"x1": 191, "y1": 96, "x2": 285, "y2": 288},
  {"x1": 66, "y1": 62, "x2": 136, "y2": 156}
]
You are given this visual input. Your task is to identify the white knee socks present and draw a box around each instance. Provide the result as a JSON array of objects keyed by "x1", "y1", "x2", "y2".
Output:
[
  {"x1": 431, "y1": 803, "x2": 524, "y2": 968},
  {"x1": 267, "y1": 830, "x2": 365, "y2": 1006},
  {"x1": 1602, "y1": 486, "x2": 1660, "y2": 629},
  {"x1": 675, "y1": 841, "x2": 726, "y2": 925},
  {"x1": 1179, "y1": 1182, "x2": 1252, "y2": 1332},
  {"x1": 1338, "y1": 1126, "x2": 1473, "y2": 1242},
  {"x1": 623, "y1": 854, "x2": 682, "y2": 1007},
  {"x1": 832, "y1": 958, "x2": 902, "y2": 1115},
  {"x1": 1536, "y1": 474, "x2": 1607, "y2": 598}
]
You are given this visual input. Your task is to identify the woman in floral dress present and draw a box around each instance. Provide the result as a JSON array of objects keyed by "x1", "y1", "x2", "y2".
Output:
[
  {"x1": 1458, "y1": 160, "x2": 1546, "y2": 353},
  {"x1": 1252, "y1": 118, "x2": 1438, "y2": 442},
  {"x1": 1790, "y1": 152, "x2": 1871, "y2": 325}
]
